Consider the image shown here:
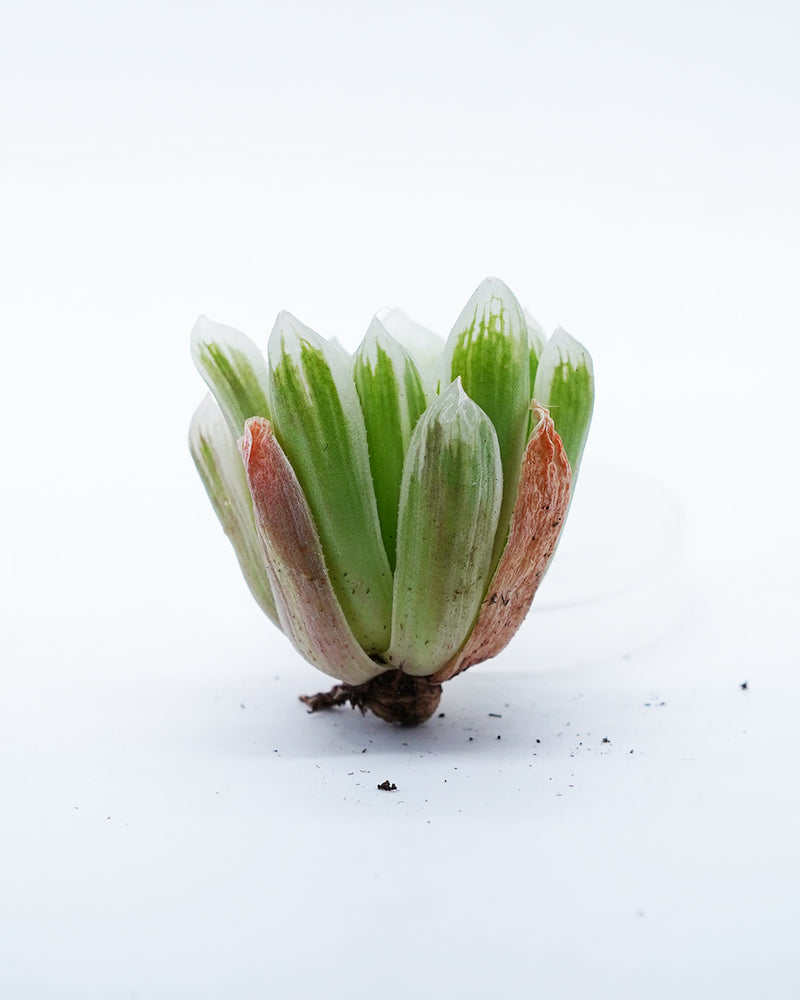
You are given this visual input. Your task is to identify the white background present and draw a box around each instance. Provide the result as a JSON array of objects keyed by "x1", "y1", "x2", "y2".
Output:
[{"x1": 2, "y1": 1, "x2": 799, "y2": 997}]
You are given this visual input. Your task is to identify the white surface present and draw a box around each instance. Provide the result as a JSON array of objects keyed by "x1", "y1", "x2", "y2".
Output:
[{"x1": 2, "y1": 1, "x2": 799, "y2": 997}]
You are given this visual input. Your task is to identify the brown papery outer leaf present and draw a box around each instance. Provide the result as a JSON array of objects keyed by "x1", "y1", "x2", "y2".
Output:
[
  {"x1": 432, "y1": 404, "x2": 571, "y2": 683},
  {"x1": 241, "y1": 417, "x2": 384, "y2": 687}
]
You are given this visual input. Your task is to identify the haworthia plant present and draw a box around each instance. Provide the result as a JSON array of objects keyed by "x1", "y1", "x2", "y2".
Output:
[{"x1": 190, "y1": 279, "x2": 593, "y2": 724}]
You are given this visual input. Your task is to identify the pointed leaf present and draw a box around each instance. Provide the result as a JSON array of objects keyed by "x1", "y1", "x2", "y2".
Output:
[
  {"x1": 388, "y1": 379, "x2": 503, "y2": 676},
  {"x1": 433, "y1": 405, "x2": 571, "y2": 683},
  {"x1": 380, "y1": 307, "x2": 444, "y2": 375},
  {"x1": 241, "y1": 417, "x2": 384, "y2": 686},
  {"x1": 267, "y1": 311, "x2": 393, "y2": 654},
  {"x1": 352, "y1": 317, "x2": 428, "y2": 571},
  {"x1": 191, "y1": 316, "x2": 271, "y2": 437},
  {"x1": 188, "y1": 395, "x2": 279, "y2": 627},
  {"x1": 533, "y1": 327, "x2": 594, "y2": 476},
  {"x1": 442, "y1": 277, "x2": 531, "y2": 569}
]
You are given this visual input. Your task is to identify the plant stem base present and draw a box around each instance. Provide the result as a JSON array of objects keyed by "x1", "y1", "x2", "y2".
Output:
[{"x1": 299, "y1": 670, "x2": 443, "y2": 726}]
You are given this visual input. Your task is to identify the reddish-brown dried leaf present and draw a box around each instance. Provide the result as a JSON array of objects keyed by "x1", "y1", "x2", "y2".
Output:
[
  {"x1": 433, "y1": 405, "x2": 571, "y2": 683},
  {"x1": 241, "y1": 417, "x2": 382, "y2": 686}
]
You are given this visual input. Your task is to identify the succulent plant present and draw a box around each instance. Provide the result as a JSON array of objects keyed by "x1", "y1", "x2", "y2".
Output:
[{"x1": 189, "y1": 278, "x2": 593, "y2": 724}]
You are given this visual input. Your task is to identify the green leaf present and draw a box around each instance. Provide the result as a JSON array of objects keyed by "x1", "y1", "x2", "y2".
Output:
[
  {"x1": 442, "y1": 278, "x2": 531, "y2": 569},
  {"x1": 190, "y1": 316, "x2": 271, "y2": 437},
  {"x1": 241, "y1": 417, "x2": 385, "y2": 686},
  {"x1": 352, "y1": 317, "x2": 428, "y2": 571},
  {"x1": 188, "y1": 395, "x2": 279, "y2": 627},
  {"x1": 533, "y1": 327, "x2": 594, "y2": 475},
  {"x1": 267, "y1": 311, "x2": 393, "y2": 654},
  {"x1": 388, "y1": 378, "x2": 503, "y2": 676}
]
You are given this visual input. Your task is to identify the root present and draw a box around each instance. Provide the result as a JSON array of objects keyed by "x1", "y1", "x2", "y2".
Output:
[{"x1": 299, "y1": 670, "x2": 443, "y2": 726}]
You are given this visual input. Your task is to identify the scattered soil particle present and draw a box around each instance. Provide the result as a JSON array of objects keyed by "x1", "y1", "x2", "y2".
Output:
[
  {"x1": 740, "y1": 681, "x2": 749, "y2": 690},
  {"x1": 488, "y1": 713, "x2": 502, "y2": 718},
  {"x1": 602, "y1": 737, "x2": 611, "y2": 744},
  {"x1": 438, "y1": 713, "x2": 445, "y2": 718},
  {"x1": 377, "y1": 780, "x2": 397, "y2": 791}
]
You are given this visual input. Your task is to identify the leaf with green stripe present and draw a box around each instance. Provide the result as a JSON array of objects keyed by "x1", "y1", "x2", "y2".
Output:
[
  {"x1": 533, "y1": 327, "x2": 594, "y2": 476},
  {"x1": 442, "y1": 278, "x2": 531, "y2": 570},
  {"x1": 387, "y1": 379, "x2": 503, "y2": 676},
  {"x1": 188, "y1": 394, "x2": 279, "y2": 627},
  {"x1": 191, "y1": 316, "x2": 271, "y2": 438},
  {"x1": 267, "y1": 311, "x2": 393, "y2": 654},
  {"x1": 352, "y1": 317, "x2": 428, "y2": 572}
]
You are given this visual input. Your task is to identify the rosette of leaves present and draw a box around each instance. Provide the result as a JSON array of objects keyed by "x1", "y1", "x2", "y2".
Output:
[{"x1": 189, "y1": 279, "x2": 593, "y2": 724}]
